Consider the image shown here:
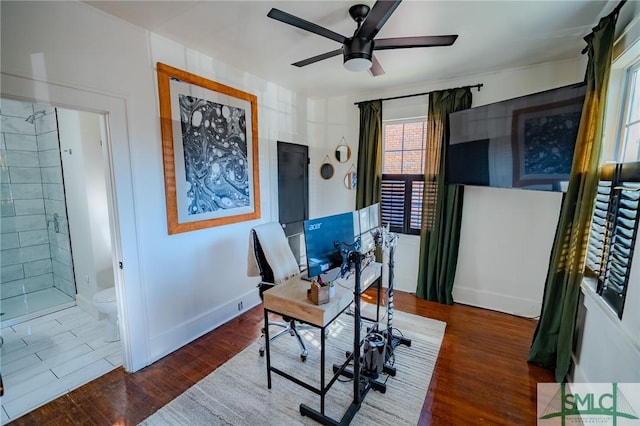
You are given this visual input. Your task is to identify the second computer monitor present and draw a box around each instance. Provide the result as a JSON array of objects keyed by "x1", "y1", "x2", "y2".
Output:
[
  {"x1": 358, "y1": 203, "x2": 380, "y2": 253},
  {"x1": 368, "y1": 203, "x2": 380, "y2": 230}
]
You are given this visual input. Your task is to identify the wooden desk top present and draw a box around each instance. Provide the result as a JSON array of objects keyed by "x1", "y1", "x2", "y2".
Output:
[{"x1": 263, "y1": 262, "x2": 382, "y2": 327}]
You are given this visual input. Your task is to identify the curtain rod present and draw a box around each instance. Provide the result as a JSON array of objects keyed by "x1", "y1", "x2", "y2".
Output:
[
  {"x1": 582, "y1": 0, "x2": 627, "y2": 54},
  {"x1": 353, "y1": 83, "x2": 483, "y2": 106},
  {"x1": 614, "y1": 0, "x2": 627, "y2": 16}
]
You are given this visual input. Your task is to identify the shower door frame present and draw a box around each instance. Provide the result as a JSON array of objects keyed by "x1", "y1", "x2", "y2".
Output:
[{"x1": 1, "y1": 72, "x2": 146, "y2": 373}]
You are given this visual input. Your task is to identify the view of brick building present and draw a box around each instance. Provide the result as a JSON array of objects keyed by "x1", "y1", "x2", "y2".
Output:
[{"x1": 383, "y1": 121, "x2": 426, "y2": 174}]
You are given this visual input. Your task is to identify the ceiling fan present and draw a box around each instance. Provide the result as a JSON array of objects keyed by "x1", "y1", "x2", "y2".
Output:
[{"x1": 267, "y1": 0, "x2": 458, "y2": 76}]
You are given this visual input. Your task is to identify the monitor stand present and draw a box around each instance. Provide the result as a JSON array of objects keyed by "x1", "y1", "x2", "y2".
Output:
[
  {"x1": 306, "y1": 242, "x2": 412, "y2": 425},
  {"x1": 299, "y1": 267, "x2": 341, "y2": 283}
]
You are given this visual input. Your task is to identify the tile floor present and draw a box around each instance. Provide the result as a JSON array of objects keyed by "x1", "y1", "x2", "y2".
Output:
[
  {"x1": 1, "y1": 288, "x2": 75, "y2": 325},
  {"x1": 0, "y1": 306, "x2": 122, "y2": 424}
]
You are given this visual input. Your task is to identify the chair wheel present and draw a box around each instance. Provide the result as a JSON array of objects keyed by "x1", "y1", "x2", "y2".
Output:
[
  {"x1": 259, "y1": 349, "x2": 265, "y2": 357},
  {"x1": 300, "y1": 354, "x2": 307, "y2": 362}
]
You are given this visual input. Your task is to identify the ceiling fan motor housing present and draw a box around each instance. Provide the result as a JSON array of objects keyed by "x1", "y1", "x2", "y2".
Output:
[{"x1": 344, "y1": 37, "x2": 374, "y2": 62}]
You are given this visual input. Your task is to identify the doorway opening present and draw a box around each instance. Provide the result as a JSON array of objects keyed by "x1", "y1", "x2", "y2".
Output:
[{"x1": 0, "y1": 97, "x2": 122, "y2": 421}]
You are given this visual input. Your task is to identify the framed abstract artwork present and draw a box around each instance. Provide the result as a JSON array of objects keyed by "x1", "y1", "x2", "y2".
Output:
[{"x1": 157, "y1": 63, "x2": 260, "y2": 234}]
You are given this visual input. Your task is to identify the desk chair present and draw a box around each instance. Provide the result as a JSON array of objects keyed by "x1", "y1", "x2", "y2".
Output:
[{"x1": 248, "y1": 222, "x2": 310, "y2": 361}]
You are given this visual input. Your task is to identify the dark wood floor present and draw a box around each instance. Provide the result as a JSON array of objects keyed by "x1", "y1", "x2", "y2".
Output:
[{"x1": 10, "y1": 290, "x2": 554, "y2": 425}]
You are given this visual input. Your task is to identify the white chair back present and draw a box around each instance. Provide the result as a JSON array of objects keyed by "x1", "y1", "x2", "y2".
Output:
[{"x1": 247, "y1": 222, "x2": 300, "y2": 283}]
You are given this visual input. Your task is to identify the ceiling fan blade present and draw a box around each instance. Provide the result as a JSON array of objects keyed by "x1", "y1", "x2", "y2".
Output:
[
  {"x1": 374, "y1": 35, "x2": 458, "y2": 50},
  {"x1": 354, "y1": 0, "x2": 401, "y2": 40},
  {"x1": 292, "y1": 48, "x2": 343, "y2": 67},
  {"x1": 368, "y1": 55, "x2": 385, "y2": 77},
  {"x1": 267, "y1": 8, "x2": 346, "y2": 44}
]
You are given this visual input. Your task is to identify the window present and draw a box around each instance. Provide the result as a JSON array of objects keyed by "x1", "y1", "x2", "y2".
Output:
[
  {"x1": 585, "y1": 162, "x2": 640, "y2": 318},
  {"x1": 381, "y1": 119, "x2": 426, "y2": 235},
  {"x1": 617, "y1": 63, "x2": 640, "y2": 162},
  {"x1": 584, "y1": 53, "x2": 640, "y2": 319}
]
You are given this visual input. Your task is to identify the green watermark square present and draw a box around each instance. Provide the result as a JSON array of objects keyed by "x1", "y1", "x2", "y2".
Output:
[{"x1": 538, "y1": 383, "x2": 640, "y2": 425}]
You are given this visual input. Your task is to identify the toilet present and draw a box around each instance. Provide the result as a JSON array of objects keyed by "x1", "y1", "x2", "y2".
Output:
[{"x1": 93, "y1": 287, "x2": 119, "y2": 342}]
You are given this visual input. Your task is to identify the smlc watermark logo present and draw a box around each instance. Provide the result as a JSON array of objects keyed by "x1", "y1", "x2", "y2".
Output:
[{"x1": 538, "y1": 383, "x2": 640, "y2": 425}]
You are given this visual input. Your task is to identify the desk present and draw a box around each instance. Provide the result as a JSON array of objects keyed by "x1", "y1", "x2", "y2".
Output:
[{"x1": 262, "y1": 260, "x2": 382, "y2": 425}]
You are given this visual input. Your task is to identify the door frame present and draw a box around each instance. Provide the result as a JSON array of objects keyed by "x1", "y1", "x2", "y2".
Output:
[{"x1": 1, "y1": 72, "x2": 147, "y2": 372}]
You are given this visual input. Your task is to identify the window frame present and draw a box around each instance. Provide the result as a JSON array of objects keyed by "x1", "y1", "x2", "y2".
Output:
[
  {"x1": 613, "y1": 59, "x2": 640, "y2": 162},
  {"x1": 380, "y1": 117, "x2": 427, "y2": 235}
]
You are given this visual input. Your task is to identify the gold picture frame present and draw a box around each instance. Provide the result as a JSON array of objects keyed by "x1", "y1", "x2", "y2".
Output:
[{"x1": 157, "y1": 63, "x2": 260, "y2": 234}]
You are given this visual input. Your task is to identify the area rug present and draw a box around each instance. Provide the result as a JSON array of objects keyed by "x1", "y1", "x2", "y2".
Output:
[{"x1": 140, "y1": 305, "x2": 446, "y2": 425}]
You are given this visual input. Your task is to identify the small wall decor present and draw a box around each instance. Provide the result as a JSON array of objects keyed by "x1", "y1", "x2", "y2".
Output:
[
  {"x1": 335, "y1": 137, "x2": 351, "y2": 163},
  {"x1": 157, "y1": 63, "x2": 260, "y2": 234},
  {"x1": 344, "y1": 164, "x2": 357, "y2": 190},
  {"x1": 320, "y1": 155, "x2": 334, "y2": 180}
]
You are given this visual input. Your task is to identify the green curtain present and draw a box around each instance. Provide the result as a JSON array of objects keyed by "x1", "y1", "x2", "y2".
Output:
[
  {"x1": 355, "y1": 100, "x2": 382, "y2": 209},
  {"x1": 416, "y1": 88, "x2": 472, "y2": 303},
  {"x1": 528, "y1": 8, "x2": 620, "y2": 382}
]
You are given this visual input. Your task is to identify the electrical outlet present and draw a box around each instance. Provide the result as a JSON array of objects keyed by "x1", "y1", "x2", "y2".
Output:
[{"x1": 237, "y1": 301, "x2": 243, "y2": 311}]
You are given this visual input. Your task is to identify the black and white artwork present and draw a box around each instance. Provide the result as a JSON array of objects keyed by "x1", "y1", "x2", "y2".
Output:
[{"x1": 178, "y1": 95, "x2": 249, "y2": 215}]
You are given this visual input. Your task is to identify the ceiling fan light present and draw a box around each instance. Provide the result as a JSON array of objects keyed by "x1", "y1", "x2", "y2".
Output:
[
  {"x1": 343, "y1": 37, "x2": 373, "y2": 72},
  {"x1": 344, "y1": 57, "x2": 372, "y2": 72}
]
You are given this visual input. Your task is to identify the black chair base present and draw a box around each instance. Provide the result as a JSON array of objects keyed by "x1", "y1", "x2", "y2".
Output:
[{"x1": 259, "y1": 318, "x2": 310, "y2": 362}]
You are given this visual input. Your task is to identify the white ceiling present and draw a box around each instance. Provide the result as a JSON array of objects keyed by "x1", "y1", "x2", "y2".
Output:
[{"x1": 85, "y1": 0, "x2": 611, "y2": 98}]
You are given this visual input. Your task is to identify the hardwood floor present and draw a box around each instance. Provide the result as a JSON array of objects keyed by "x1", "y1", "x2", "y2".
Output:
[{"x1": 9, "y1": 290, "x2": 554, "y2": 425}]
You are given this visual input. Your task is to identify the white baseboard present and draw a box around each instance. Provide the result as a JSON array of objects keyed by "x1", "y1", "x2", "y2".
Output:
[
  {"x1": 453, "y1": 286, "x2": 542, "y2": 318},
  {"x1": 76, "y1": 293, "x2": 99, "y2": 319},
  {"x1": 147, "y1": 290, "x2": 261, "y2": 363}
]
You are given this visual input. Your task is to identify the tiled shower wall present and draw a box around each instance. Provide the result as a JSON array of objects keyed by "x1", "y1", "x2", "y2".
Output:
[{"x1": 0, "y1": 98, "x2": 75, "y2": 301}]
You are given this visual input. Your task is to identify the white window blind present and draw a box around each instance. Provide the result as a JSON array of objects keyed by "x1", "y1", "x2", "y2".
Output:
[{"x1": 586, "y1": 162, "x2": 640, "y2": 318}]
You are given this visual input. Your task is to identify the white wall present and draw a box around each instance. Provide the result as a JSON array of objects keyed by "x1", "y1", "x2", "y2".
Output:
[
  {"x1": 454, "y1": 187, "x2": 562, "y2": 316},
  {"x1": 1, "y1": 1, "x2": 315, "y2": 371},
  {"x1": 145, "y1": 35, "x2": 311, "y2": 360},
  {"x1": 306, "y1": 96, "x2": 359, "y2": 219}
]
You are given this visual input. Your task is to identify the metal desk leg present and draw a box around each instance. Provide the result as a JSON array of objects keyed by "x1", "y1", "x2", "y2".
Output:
[
  {"x1": 320, "y1": 324, "x2": 325, "y2": 414},
  {"x1": 376, "y1": 276, "x2": 381, "y2": 323},
  {"x1": 264, "y1": 308, "x2": 272, "y2": 389}
]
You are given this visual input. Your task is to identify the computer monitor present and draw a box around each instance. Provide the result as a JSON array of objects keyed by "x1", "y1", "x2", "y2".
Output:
[
  {"x1": 303, "y1": 212, "x2": 356, "y2": 278},
  {"x1": 368, "y1": 203, "x2": 380, "y2": 229},
  {"x1": 357, "y1": 203, "x2": 381, "y2": 254},
  {"x1": 352, "y1": 210, "x2": 361, "y2": 240},
  {"x1": 358, "y1": 207, "x2": 371, "y2": 234}
]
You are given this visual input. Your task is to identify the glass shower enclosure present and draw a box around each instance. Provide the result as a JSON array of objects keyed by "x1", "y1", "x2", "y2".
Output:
[{"x1": 0, "y1": 98, "x2": 76, "y2": 324}]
